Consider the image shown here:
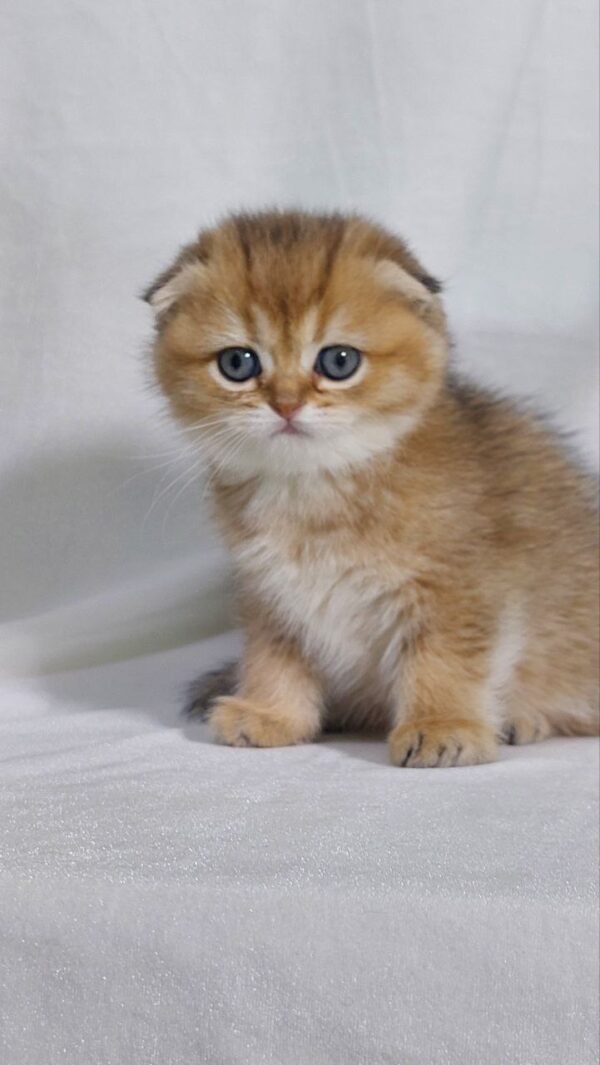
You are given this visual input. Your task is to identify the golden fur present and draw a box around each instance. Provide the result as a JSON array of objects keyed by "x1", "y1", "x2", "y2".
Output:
[{"x1": 146, "y1": 210, "x2": 599, "y2": 767}]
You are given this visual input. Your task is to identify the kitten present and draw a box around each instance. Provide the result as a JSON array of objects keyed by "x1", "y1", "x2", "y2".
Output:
[{"x1": 145, "y1": 210, "x2": 599, "y2": 767}]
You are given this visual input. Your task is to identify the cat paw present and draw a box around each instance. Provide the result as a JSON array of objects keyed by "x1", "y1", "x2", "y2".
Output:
[
  {"x1": 209, "y1": 696, "x2": 312, "y2": 748},
  {"x1": 501, "y1": 712, "x2": 554, "y2": 746},
  {"x1": 388, "y1": 719, "x2": 498, "y2": 768}
]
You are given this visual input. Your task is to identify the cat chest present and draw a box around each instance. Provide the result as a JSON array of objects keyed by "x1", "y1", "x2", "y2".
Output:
[{"x1": 236, "y1": 533, "x2": 413, "y2": 691}]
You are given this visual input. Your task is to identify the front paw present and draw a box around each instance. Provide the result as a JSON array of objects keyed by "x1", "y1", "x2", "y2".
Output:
[
  {"x1": 389, "y1": 718, "x2": 498, "y2": 768},
  {"x1": 209, "y1": 696, "x2": 311, "y2": 748}
]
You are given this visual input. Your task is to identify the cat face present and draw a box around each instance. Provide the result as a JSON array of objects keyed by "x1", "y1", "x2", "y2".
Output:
[{"x1": 147, "y1": 212, "x2": 449, "y2": 478}]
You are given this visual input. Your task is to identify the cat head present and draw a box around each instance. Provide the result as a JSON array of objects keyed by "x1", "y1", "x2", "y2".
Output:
[{"x1": 145, "y1": 211, "x2": 448, "y2": 479}]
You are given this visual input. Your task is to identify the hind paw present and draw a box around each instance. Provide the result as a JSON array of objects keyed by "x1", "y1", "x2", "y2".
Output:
[{"x1": 502, "y1": 713, "x2": 554, "y2": 746}]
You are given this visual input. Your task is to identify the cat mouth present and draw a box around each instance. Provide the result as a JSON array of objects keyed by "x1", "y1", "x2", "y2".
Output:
[{"x1": 272, "y1": 424, "x2": 310, "y2": 437}]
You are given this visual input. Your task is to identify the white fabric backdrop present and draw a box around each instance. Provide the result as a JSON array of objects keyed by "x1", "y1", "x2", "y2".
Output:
[
  {"x1": 0, "y1": 4, "x2": 598, "y2": 1064},
  {"x1": 0, "y1": 0, "x2": 597, "y2": 672}
]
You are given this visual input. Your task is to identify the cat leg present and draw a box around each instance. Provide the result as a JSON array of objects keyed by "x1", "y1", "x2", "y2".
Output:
[
  {"x1": 209, "y1": 630, "x2": 322, "y2": 748},
  {"x1": 389, "y1": 626, "x2": 498, "y2": 768}
]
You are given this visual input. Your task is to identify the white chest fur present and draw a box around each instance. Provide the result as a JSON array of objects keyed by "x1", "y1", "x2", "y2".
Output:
[{"x1": 233, "y1": 492, "x2": 415, "y2": 711}]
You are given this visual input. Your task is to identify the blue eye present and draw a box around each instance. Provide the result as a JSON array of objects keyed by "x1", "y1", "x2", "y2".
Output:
[
  {"x1": 315, "y1": 345, "x2": 362, "y2": 381},
  {"x1": 217, "y1": 347, "x2": 261, "y2": 383}
]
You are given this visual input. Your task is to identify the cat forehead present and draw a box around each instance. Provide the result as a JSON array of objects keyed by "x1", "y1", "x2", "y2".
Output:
[
  {"x1": 252, "y1": 304, "x2": 354, "y2": 349},
  {"x1": 200, "y1": 304, "x2": 362, "y2": 355}
]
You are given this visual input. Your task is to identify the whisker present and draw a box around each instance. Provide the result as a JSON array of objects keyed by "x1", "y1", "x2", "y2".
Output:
[
  {"x1": 161, "y1": 411, "x2": 246, "y2": 433},
  {"x1": 201, "y1": 431, "x2": 251, "y2": 503},
  {"x1": 160, "y1": 464, "x2": 206, "y2": 538},
  {"x1": 177, "y1": 410, "x2": 258, "y2": 431},
  {"x1": 142, "y1": 454, "x2": 205, "y2": 529},
  {"x1": 134, "y1": 412, "x2": 262, "y2": 528},
  {"x1": 116, "y1": 456, "x2": 193, "y2": 494}
]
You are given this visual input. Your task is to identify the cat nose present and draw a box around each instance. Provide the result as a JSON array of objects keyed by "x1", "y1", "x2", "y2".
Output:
[{"x1": 271, "y1": 398, "x2": 303, "y2": 421}]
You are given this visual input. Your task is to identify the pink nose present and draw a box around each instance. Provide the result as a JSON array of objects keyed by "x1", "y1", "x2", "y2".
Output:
[{"x1": 271, "y1": 399, "x2": 303, "y2": 421}]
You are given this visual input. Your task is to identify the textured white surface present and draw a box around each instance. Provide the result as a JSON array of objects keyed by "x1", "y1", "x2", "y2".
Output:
[
  {"x1": 1, "y1": 0, "x2": 598, "y2": 1060},
  {"x1": 0, "y1": 639, "x2": 598, "y2": 1065}
]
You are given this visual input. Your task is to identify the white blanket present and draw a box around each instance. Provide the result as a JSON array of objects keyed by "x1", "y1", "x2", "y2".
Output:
[{"x1": 1, "y1": 638, "x2": 598, "y2": 1065}]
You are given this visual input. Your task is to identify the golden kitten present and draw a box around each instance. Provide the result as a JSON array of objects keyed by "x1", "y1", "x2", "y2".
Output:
[{"x1": 145, "y1": 210, "x2": 599, "y2": 767}]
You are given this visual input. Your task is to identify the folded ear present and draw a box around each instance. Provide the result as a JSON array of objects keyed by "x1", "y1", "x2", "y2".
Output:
[
  {"x1": 374, "y1": 258, "x2": 441, "y2": 307},
  {"x1": 372, "y1": 258, "x2": 446, "y2": 331},
  {"x1": 142, "y1": 252, "x2": 207, "y2": 319}
]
